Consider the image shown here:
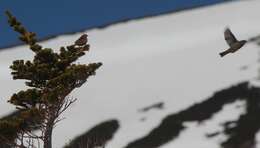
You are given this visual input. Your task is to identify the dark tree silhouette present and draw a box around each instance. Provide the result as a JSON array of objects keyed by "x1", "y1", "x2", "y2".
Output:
[{"x1": 0, "y1": 11, "x2": 102, "y2": 148}]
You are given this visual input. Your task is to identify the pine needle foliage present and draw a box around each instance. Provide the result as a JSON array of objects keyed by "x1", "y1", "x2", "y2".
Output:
[{"x1": 0, "y1": 11, "x2": 102, "y2": 148}]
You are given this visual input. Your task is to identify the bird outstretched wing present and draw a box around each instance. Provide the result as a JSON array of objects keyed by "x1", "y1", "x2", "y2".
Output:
[{"x1": 224, "y1": 28, "x2": 237, "y2": 47}]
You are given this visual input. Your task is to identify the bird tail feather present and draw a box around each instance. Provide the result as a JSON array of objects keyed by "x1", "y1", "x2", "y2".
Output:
[{"x1": 219, "y1": 50, "x2": 230, "y2": 57}]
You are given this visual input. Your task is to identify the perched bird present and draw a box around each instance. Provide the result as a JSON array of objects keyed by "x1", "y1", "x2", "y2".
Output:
[
  {"x1": 219, "y1": 28, "x2": 247, "y2": 57},
  {"x1": 74, "y1": 34, "x2": 88, "y2": 46}
]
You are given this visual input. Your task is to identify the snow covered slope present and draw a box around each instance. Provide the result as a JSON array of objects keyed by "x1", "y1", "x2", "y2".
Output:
[{"x1": 1, "y1": 1, "x2": 260, "y2": 147}]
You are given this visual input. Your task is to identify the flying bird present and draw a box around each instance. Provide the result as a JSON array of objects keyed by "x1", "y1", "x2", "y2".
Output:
[
  {"x1": 219, "y1": 28, "x2": 247, "y2": 57},
  {"x1": 75, "y1": 34, "x2": 88, "y2": 46}
]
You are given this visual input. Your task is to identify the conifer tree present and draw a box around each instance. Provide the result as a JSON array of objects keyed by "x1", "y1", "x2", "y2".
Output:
[{"x1": 0, "y1": 11, "x2": 102, "y2": 148}]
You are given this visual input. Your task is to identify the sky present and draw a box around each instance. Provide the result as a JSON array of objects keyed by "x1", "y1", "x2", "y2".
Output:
[{"x1": 0, "y1": 0, "x2": 227, "y2": 49}]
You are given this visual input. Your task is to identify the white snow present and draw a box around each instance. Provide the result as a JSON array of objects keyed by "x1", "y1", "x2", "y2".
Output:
[{"x1": 1, "y1": 0, "x2": 260, "y2": 148}]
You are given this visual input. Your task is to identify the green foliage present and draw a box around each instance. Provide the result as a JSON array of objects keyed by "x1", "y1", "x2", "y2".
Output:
[
  {"x1": 0, "y1": 108, "x2": 42, "y2": 145},
  {"x1": 0, "y1": 11, "x2": 102, "y2": 147},
  {"x1": 0, "y1": 118, "x2": 21, "y2": 141}
]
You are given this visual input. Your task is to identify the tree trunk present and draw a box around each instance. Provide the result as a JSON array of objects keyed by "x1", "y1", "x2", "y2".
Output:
[{"x1": 44, "y1": 119, "x2": 54, "y2": 148}]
